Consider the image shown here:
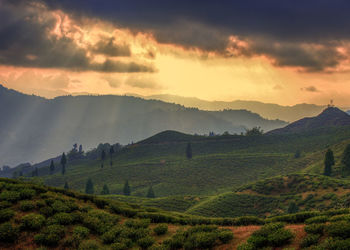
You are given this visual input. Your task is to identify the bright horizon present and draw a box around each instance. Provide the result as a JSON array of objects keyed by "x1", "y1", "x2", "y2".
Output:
[{"x1": 1, "y1": 1, "x2": 350, "y2": 106}]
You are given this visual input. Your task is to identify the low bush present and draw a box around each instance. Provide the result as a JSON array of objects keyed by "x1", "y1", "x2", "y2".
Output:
[
  {"x1": 300, "y1": 234, "x2": 320, "y2": 248},
  {"x1": 21, "y1": 213, "x2": 46, "y2": 230},
  {"x1": 78, "y1": 239, "x2": 101, "y2": 250},
  {"x1": 0, "y1": 191, "x2": 20, "y2": 203},
  {"x1": 305, "y1": 215, "x2": 328, "y2": 224},
  {"x1": 51, "y1": 200, "x2": 70, "y2": 213},
  {"x1": 304, "y1": 223, "x2": 325, "y2": 235},
  {"x1": 319, "y1": 237, "x2": 350, "y2": 249},
  {"x1": 0, "y1": 222, "x2": 19, "y2": 243},
  {"x1": 326, "y1": 221, "x2": 350, "y2": 239},
  {"x1": 19, "y1": 200, "x2": 36, "y2": 211},
  {"x1": 218, "y1": 229, "x2": 234, "y2": 243},
  {"x1": 110, "y1": 242, "x2": 128, "y2": 250},
  {"x1": 39, "y1": 206, "x2": 54, "y2": 217},
  {"x1": 153, "y1": 224, "x2": 168, "y2": 235},
  {"x1": 137, "y1": 236, "x2": 155, "y2": 249},
  {"x1": 83, "y1": 209, "x2": 120, "y2": 234},
  {"x1": 125, "y1": 218, "x2": 150, "y2": 229},
  {"x1": 52, "y1": 212, "x2": 74, "y2": 225},
  {"x1": 18, "y1": 188, "x2": 36, "y2": 199},
  {"x1": 73, "y1": 226, "x2": 90, "y2": 239},
  {"x1": 0, "y1": 201, "x2": 12, "y2": 209},
  {"x1": 34, "y1": 224, "x2": 65, "y2": 246},
  {"x1": 101, "y1": 225, "x2": 124, "y2": 244},
  {"x1": 0, "y1": 208, "x2": 15, "y2": 222}
]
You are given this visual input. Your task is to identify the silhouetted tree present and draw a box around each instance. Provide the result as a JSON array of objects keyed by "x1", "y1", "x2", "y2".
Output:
[
  {"x1": 101, "y1": 184, "x2": 110, "y2": 195},
  {"x1": 342, "y1": 144, "x2": 350, "y2": 170},
  {"x1": 49, "y1": 160, "x2": 55, "y2": 175},
  {"x1": 12, "y1": 171, "x2": 18, "y2": 178},
  {"x1": 109, "y1": 146, "x2": 115, "y2": 166},
  {"x1": 101, "y1": 150, "x2": 106, "y2": 168},
  {"x1": 287, "y1": 201, "x2": 299, "y2": 213},
  {"x1": 294, "y1": 150, "x2": 301, "y2": 159},
  {"x1": 245, "y1": 126, "x2": 263, "y2": 136},
  {"x1": 123, "y1": 180, "x2": 131, "y2": 196},
  {"x1": 64, "y1": 181, "x2": 69, "y2": 190},
  {"x1": 186, "y1": 142, "x2": 192, "y2": 159},
  {"x1": 19, "y1": 171, "x2": 23, "y2": 177},
  {"x1": 146, "y1": 186, "x2": 155, "y2": 198},
  {"x1": 85, "y1": 178, "x2": 94, "y2": 194},
  {"x1": 324, "y1": 149, "x2": 335, "y2": 176},
  {"x1": 61, "y1": 153, "x2": 67, "y2": 175},
  {"x1": 32, "y1": 167, "x2": 38, "y2": 177},
  {"x1": 79, "y1": 144, "x2": 83, "y2": 154}
]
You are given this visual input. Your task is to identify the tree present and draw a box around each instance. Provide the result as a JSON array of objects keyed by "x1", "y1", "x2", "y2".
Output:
[
  {"x1": 85, "y1": 178, "x2": 94, "y2": 194},
  {"x1": 79, "y1": 144, "x2": 83, "y2": 154},
  {"x1": 64, "y1": 181, "x2": 69, "y2": 190},
  {"x1": 109, "y1": 146, "x2": 115, "y2": 166},
  {"x1": 146, "y1": 186, "x2": 155, "y2": 198},
  {"x1": 101, "y1": 150, "x2": 106, "y2": 168},
  {"x1": 60, "y1": 153, "x2": 67, "y2": 175},
  {"x1": 123, "y1": 180, "x2": 131, "y2": 196},
  {"x1": 186, "y1": 142, "x2": 192, "y2": 159},
  {"x1": 245, "y1": 126, "x2": 264, "y2": 136},
  {"x1": 32, "y1": 167, "x2": 38, "y2": 177},
  {"x1": 324, "y1": 149, "x2": 335, "y2": 176},
  {"x1": 101, "y1": 184, "x2": 110, "y2": 195},
  {"x1": 294, "y1": 150, "x2": 301, "y2": 159},
  {"x1": 49, "y1": 160, "x2": 55, "y2": 175},
  {"x1": 342, "y1": 144, "x2": 350, "y2": 170},
  {"x1": 287, "y1": 201, "x2": 299, "y2": 214}
]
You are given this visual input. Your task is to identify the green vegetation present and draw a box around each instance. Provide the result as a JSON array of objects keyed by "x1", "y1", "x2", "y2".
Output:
[{"x1": 324, "y1": 148, "x2": 335, "y2": 176}]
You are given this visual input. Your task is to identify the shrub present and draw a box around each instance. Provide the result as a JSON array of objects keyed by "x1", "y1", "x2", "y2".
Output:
[
  {"x1": 125, "y1": 218, "x2": 150, "y2": 229},
  {"x1": 153, "y1": 224, "x2": 168, "y2": 235},
  {"x1": 52, "y1": 212, "x2": 74, "y2": 225},
  {"x1": 218, "y1": 230, "x2": 234, "y2": 243},
  {"x1": 137, "y1": 236, "x2": 155, "y2": 249},
  {"x1": 326, "y1": 221, "x2": 350, "y2": 239},
  {"x1": 319, "y1": 237, "x2": 350, "y2": 249},
  {"x1": 21, "y1": 213, "x2": 46, "y2": 230},
  {"x1": 34, "y1": 224, "x2": 65, "y2": 246},
  {"x1": 73, "y1": 226, "x2": 90, "y2": 239},
  {"x1": 0, "y1": 191, "x2": 20, "y2": 202},
  {"x1": 305, "y1": 215, "x2": 328, "y2": 224},
  {"x1": 18, "y1": 188, "x2": 36, "y2": 199},
  {"x1": 19, "y1": 200, "x2": 36, "y2": 211},
  {"x1": 267, "y1": 228, "x2": 293, "y2": 246},
  {"x1": 110, "y1": 242, "x2": 128, "y2": 250},
  {"x1": 121, "y1": 227, "x2": 150, "y2": 241},
  {"x1": 0, "y1": 201, "x2": 12, "y2": 209},
  {"x1": 0, "y1": 222, "x2": 19, "y2": 243},
  {"x1": 83, "y1": 209, "x2": 119, "y2": 234},
  {"x1": 101, "y1": 225, "x2": 124, "y2": 244},
  {"x1": 300, "y1": 234, "x2": 320, "y2": 248},
  {"x1": 0, "y1": 208, "x2": 15, "y2": 222},
  {"x1": 51, "y1": 200, "x2": 70, "y2": 213},
  {"x1": 78, "y1": 239, "x2": 101, "y2": 250},
  {"x1": 233, "y1": 216, "x2": 264, "y2": 226},
  {"x1": 304, "y1": 223, "x2": 325, "y2": 235},
  {"x1": 237, "y1": 242, "x2": 255, "y2": 250},
  {"x1": 39, "y1": 206, "x2": 54, "y2": 217}
]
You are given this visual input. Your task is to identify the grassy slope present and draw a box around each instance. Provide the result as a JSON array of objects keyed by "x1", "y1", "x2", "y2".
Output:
[{"x1": 40, "y1": 127, "x2": 350, "y2": 198}]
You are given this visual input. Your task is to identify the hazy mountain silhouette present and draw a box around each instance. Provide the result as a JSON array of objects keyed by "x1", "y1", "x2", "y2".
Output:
[
  {"x1": 267, "y1": 107, "x2": 350, "y2": 135},
  {"x1": 0, "y1": 84, "x2": 286, "y2": 166},
  {"x1": 145, "y1": 94, "x2": 331, "y2": 122}
]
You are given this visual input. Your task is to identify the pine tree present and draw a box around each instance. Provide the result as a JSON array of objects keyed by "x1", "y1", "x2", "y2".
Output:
[
  {"x1": 123, "y1": 180, "x2": 131, "y2": 196},
  {"x1": 146, "y1": 186, "x2": 155, "y2": 198},
  {"x1": 101, "y1": 184, "x2": 110, "y2": 195},
  {"x1": 61, "y1": 153, "x2": 67, "y2": 175},
  {"x1": 64, "y1": 181, "x2": 69, "y2": 190},
  {"x1": 101, "y1": 150, "x2": 106, "y2": 168},
  {"x1": 34, "y1": 167, "x2": 38, "y2": 176},
  {"x1": 109, "y1": 146, "x2": 115, "y2": 166},
  {"x1": 85, "y1": 178, "x2": 94, "y2": 194},
  {"x1": 287, "y1": 201, "x2": 299, "y2": 213},
  {"x1": 49, "y1": 160, "x2": 55, "y2": 175},
  {"x1": 324, "y1": 149, "x2": 335, "y2": 176},
  {"x1": 186, "y1": 142, "x2": 192, "y2": 159},
  {"x1": 342, "y1": 144, "x2": 350, "y2": 170}
]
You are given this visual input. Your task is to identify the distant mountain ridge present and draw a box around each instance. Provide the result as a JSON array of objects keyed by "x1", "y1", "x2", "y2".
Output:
[
  {"x1": 144, "y1": 94, "x2": 334, "y2": 122},
  {"x1": 0, "y1": 84, "x2": 286, "y2": 166},
  {"x1": 268, "y1": 107, "x2": 350, "y2": 135}
]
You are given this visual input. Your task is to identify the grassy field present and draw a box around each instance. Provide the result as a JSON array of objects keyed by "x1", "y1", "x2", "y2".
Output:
[{"x1": 37, "y1": 127, "x2": 350, "y2": 198}]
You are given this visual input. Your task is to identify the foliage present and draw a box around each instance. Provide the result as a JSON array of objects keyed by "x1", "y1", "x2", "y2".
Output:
[
  {"x1": 0, "y1": 222, "x2": 19, "y2": 243},
  {"x1": 19, "y1": 200, "x2": 35, "y2": 211},
  {"x1": 34, "y1": 224, "x2": 65, "y2": 246},
  {"x1": 21, "y1": 213, "x2": 46, "y2": 230},
  {"x1": 153, "y1": 224, "x2": 168, "y2": 235},
  {"x1": 0, "y1": 208, "x2": 15, "y2": 222},
  {"x1": 342, "y1": 144, "x2": 350, "y2": 170},
  {"x1": 186, "y1": 142, "x2": 192, "y2": 159},
  {"x1": 85, "y1": 178, "x2": 94, "y2": 194},
  {"x1": 101, "y1": 184, "x2": 110, "y2": 195},
  {"x1": 123, "y1": 180, "x2": 131, "y2": 196},
  {"x1": 146, "y1": 186, "x2": 155, "y2": 198},
  {"x1": 324, "y1": 148, "x2": 335, "y2": 176}
]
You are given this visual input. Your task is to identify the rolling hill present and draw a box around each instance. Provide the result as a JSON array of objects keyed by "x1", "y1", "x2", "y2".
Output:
[{"x1": 0, "y1": 84, "x2": 286, "y2": 167}]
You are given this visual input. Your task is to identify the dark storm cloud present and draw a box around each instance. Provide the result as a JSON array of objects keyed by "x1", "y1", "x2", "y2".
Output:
[
  {"x1": 0, "y1": 0, "x2": 154, "y2": 72},
  {"x1": 91, "y1": 37, "x2": 131, "y2": 57},
  {"x1": 41, "y1": 0, "x2": 350, "y2": 72}
]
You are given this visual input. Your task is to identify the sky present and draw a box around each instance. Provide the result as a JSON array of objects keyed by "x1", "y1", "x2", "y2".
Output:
[{"x1": 1, "y1": 0, "x2": 350, "y2": 106}]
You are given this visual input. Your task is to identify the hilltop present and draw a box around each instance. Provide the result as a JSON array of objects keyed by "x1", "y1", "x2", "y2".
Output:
[
  {"x1": 0, "y1": 84, "x2": 286, "y2": 166},
  {"x1": 268, "y1": 107, "x2": 350, "y2": 135}
]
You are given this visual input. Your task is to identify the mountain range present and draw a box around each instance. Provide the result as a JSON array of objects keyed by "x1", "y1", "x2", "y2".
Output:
[{"x1": 0, "y1": 84, "x2": 286, "y2": 167}]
